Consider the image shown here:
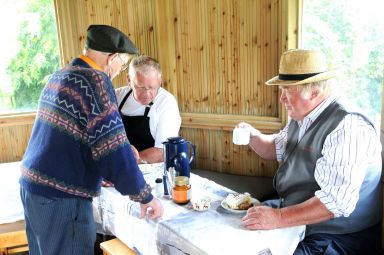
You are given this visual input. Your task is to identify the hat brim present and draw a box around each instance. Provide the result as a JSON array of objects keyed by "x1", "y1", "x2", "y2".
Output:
[{"x1": 265, "y1": 70, "x2": 338, "y2": 86}]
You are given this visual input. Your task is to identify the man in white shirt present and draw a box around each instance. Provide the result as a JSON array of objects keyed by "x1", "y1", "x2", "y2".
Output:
[
  {"x1": 115, "y1": 55, "x2": 181, "y2": 163},
  {"x1": 239, "y1": 49, "x2": 382, "y2": 254}
]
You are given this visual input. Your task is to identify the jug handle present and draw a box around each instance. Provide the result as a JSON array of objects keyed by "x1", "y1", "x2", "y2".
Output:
[{"x1": 187, "y1": 141, "x2": 195, "y2": 164}]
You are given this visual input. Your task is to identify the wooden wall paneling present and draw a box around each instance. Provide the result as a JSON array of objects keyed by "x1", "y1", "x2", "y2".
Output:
[
  {"x1": 54, "y1": 0, "x2": 159, "y2": 88},
  {"x1": 255, "y1": 0, "x2": 262, "y2": 112},
  {"x1": 172, "y1": 0, "x2": 282, "y2": 117},
  {"x1": 181, "y1": 113, "x2": 281, "y2": 132},
  {"x1": 171, "y1": 0, "x2": 299, "y2": 175},
  {"x1": 210, "y1": 130, "x2": 223, "y2": 171},
  {"x1": 0, "y1": 124, "x2": 33, "y2": 163},
  {"x1": 0, "y1": 127, "x2": 8, "y2": 162},
  {"x1": 198, "y1": 128, "x2": 210, "y2": 170},
  {"x1": 1, "y1": 0, "x2": 300, "y2": 175},
  {"x1": 54, "y1": 0, "x2": 79, "y2": 64},
  {"x1": 0, "y1": 114, "x2": 35, "y2": 163},
  {"x1": 181, "y1": 127, "x2": 277, "y2": 177},
  {"x1": 154, "y1": 0, "x2": 177, "y2": 95},
  {"x1": 261, "y1": 0, "x2": 268, "y2": 116}
]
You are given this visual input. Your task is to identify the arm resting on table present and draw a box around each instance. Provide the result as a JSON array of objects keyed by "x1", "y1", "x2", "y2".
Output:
[{"x1": 243, "y1": 197, "x2": 333, "y2": 230}]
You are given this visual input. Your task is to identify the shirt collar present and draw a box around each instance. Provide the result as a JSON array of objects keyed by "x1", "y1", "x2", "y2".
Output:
[
  {"x1": 298, "y1": 96, "x2": 338, "y2": 127},
  {"x1": 79, "y1": 54, "x2": 103, "y2": 71}
]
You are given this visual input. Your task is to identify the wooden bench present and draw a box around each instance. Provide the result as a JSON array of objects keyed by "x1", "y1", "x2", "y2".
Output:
[
  {"x1": 100, "y1": 238, "x2": 136, "y2": 255},
  {"x1": 0, "y1": 220, "x2": 28, "y2": 255},
  {"x1": 192, "y1": 169, "x2": 276, "y2": 200}
]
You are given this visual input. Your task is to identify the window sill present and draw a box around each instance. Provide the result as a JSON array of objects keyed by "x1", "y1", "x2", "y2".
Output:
[{"x1": 0, "y1": 112, "x2": 36, "y2": 127}]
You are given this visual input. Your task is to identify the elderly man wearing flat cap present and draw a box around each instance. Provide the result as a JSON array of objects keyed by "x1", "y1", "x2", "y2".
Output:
[
  {"x1": 237, "y1": 49, "x2": 381, "y2": 254},
  {"x1": 19, "y1": 24, "x2": 163, "y2": 255}
]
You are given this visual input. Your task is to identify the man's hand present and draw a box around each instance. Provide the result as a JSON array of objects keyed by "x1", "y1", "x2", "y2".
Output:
[
  {"x1": 242, "y1": 205, "x2": 283, "y2": 230},
  {"x1": 139, "y1": 197, "x2": 164, "y2": 220},
  {"x1": 236, "y1": 122, "x2": 261, "y2": 137},
  {"x1": 102, "y1": 179, "x2": 114, "y2": 187}
]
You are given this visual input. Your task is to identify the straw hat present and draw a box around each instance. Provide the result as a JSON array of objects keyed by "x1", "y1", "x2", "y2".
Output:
[{"x1": 265, "y1": 49, "x2": 337, "y2": 86}]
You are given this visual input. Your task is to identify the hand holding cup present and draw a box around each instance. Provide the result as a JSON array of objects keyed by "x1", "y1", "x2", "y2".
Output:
[{"x1": 233, "y1": 126, "x2": 251, "y2": 145}]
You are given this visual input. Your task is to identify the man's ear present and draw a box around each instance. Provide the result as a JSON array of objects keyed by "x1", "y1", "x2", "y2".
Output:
[
  {"x1": 310, "y1": 90, "x2": 319, "y2": 100},
  {"x1": 107, "y1": 53, "x2": 118, "y2": 66}
]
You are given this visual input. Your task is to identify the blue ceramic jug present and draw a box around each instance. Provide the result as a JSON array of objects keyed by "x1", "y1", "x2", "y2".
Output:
[{"x1": 162, "y1": 137, "x2": 195, "y2": 195}]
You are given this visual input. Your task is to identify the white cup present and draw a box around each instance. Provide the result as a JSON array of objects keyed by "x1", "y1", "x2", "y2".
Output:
[{"x1": 233, "y1": 127, "x2": 250, "y2": 145}]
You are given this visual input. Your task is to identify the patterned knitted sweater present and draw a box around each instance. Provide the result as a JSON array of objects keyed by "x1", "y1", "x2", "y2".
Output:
[{"x1": 19, "y1": 56, "x2": 153, "y2": 203}]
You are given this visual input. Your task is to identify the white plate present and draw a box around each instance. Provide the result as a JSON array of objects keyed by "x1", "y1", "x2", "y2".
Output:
[{"x1": 221, "y1": 198, "x2": 260, "y2": 213}]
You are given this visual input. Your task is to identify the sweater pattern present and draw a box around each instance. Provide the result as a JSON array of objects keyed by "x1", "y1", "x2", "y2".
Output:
[{"x1": 20, "y1": 59, "x2": 152, "y2": 202}]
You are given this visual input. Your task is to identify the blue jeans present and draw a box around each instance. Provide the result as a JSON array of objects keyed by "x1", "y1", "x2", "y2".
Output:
[{"x1": 20, "y1": 187, "x2": 95, "y2": 255}]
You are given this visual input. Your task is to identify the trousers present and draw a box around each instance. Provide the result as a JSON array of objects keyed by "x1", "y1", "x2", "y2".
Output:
[
  {"x1": 294, "y1": 223, "x2": 381, "y2": 255},
  {"x1": 20, "y1": 186, "x2": 96, "y2": 255}
]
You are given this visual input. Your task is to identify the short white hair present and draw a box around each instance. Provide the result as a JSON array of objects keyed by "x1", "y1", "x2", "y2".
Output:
[
  {"x1": 298, "y1": 79, "x2": 334, "y2": 99},
  {"x1": 128, "y1": 55, "x2": 162, "y2": 82}
]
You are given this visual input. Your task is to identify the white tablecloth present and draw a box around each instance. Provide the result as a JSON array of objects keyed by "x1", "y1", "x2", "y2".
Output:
[
  {"x1": 93, "y1": 163, "x2": 305, "y2": 255},
  {"x1": 0, "y1": 161, "x2": 24, "y2": 224},
  {"x1": 0, "y1": 161, "x2": 305, "y2": 254}
]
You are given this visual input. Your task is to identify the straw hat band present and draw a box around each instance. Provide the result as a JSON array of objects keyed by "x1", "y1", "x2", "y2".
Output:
[
  {"x1": 278, "y1": 72, "x2": 324, "y2": 81},
  {"x1": 265, "y1": 49, "x2": 337, "y2": 86}
]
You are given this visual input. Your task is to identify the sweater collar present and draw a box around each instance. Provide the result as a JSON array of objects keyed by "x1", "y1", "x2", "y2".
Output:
[{"x1": 78, "y1": 54, "x2": 103, "y2": 71}]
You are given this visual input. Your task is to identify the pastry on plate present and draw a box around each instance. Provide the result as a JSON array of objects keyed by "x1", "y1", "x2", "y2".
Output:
[{"x1": 225, "y1": 192, "x2": 253, "y2": 210}]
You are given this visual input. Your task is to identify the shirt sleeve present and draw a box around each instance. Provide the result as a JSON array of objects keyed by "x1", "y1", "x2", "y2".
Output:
[
  {"x1": 152, "y1": 93, "x2": 181, "y2": 148},
  {"x1": 274, "y1": 122, "x2": 290, "y2": 162},
  {"x1": 115, "y1": 86, "x2": 130, "y2": 106},
  {"x1": 314, "y1": 114, "x2": 381, "y2": 217}
]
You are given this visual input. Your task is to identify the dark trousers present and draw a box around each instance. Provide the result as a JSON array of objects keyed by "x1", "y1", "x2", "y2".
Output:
[{"x1": 294, "y1": 223, "x2": 381, "y2": 255}]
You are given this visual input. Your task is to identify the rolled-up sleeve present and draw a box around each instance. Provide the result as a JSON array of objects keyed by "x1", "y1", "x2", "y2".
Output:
[{"x1": 314, "y1": 114, "x2": 381, "y2": 217}]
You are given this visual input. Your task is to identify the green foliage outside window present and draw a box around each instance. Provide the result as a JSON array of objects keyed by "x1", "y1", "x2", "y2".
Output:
[
  {"x1": 5, "y1": 0, "x2": 59, "y2": 112},
  {"x1": 302, "y1": 0, "x2": 384, "y2": 127}
]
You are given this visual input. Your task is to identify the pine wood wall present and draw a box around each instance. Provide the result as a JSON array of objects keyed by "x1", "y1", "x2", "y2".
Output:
[{"x1": 0, "y1": 0, "x2": 301, "y2": 177}]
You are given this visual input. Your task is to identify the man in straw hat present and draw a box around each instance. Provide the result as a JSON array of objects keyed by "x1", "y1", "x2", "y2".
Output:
[
  {"x1": 19, "y1": 24, "x2": 163, "y2": 255},
  {"x1": 238, "y1": 49, "x2": 381, "y2": 254}
]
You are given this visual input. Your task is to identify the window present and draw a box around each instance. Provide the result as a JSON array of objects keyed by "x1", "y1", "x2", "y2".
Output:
[
  {"x1": 0, "y1": 0, "x2": 60, "y2": 114},
  {"x1": 302, "y1": 0, "x2": 384, "y2": 128}
]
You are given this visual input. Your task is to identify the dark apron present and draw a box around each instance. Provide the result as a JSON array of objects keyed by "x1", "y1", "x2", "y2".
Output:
[{"x1": 118, "y1": 90, "x2": 154, "y2": 151}]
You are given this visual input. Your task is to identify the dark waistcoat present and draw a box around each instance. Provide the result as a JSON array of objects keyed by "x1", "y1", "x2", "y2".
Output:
[{"x1": 274, "y1": 100, "x2": 382, "y2": 235}]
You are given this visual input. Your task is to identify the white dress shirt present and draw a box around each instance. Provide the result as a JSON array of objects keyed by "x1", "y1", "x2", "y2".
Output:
[
  {"x1": 115, "y1": 86, "x2": 181, "y2": 148},
  {"x1": 274, "y1": 96, "x2": 382, "y2": 217}
]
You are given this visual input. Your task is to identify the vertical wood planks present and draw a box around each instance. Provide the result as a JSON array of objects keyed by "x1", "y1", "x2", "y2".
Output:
[{"x1": 1, "y1": 0, "x2": 301, "y2": 177}]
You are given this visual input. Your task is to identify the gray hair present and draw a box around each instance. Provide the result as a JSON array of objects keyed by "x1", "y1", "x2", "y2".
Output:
[
  {"x1": 128, "y1": 55, "x2": 162, "y2": 81},
  {"x1": 298, "y1": 79, "x2": 335, "y2": 99}
]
